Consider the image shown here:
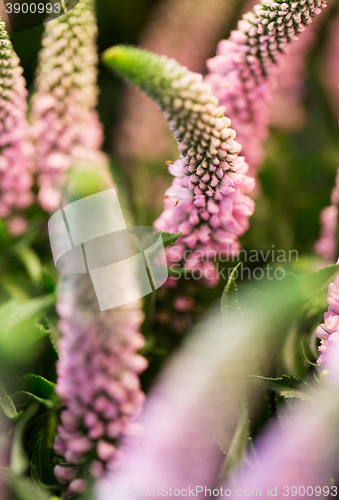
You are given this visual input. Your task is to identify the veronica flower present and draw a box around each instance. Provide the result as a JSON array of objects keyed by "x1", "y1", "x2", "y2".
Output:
[
  {"x1": 0, "y1": 20, "x2": 33, "y2": 232},
  {"x1": 104, "y1": 46, "x2": 255, "y2": 283},
  {"x1": 315, "y1": 167, "x2": 339, "y2": 261},
  {"x1": 54, "y1": 278, "x2": 147, "y2": 494},
  {"x1": 205, "y1": 0, "x2": 327, "y2": 174},
  {"x1": 30, "y1": 0, "x2": 103, "y2": 212},
  {"x1": 53, "y1": 166, "x2": 148, "y2": 495},
  {"x1": 33, "y1": 8, "x2": 148, "y2": 485}
]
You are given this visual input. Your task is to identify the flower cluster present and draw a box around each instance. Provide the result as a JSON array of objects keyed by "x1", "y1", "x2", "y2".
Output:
[
  {"x1": 0, "y1": 21, "x2": 33, "y2": 231},
  {"x1": 104, "y1": 46, "x2": 255, "y2": 283},
  {"x1": 205, "y1": 0, "x2": 327, "y2": 174},
  {"x1": 315, "y1": 265, "x2": 339, "y2": 368},
  {"x1": 31, "y1": 0, "x2": 103, "y2": 212},
  {"x1": 32, "y1": 7, "x2": 149, "y2": 489},
  {"x1": 54, "y1": 268, "x2": 147, "y2": 493},
  {"x1": 315, "y1": 167, "x2": 339, "y2": 261}
]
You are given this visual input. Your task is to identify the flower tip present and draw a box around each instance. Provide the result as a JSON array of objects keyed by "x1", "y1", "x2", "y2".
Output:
[
  {"x1": 101, "y1": 46, "x2": 118, "y2": 63},
  {"x1": 102, "y1": 45, "x2": 127, "y2": 66}
]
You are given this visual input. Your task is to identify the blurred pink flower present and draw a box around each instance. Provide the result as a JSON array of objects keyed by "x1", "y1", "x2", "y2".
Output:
[
  {"x1": 315, "y1": 263, "x2": 339, "y2": 368},
  {"x1": 227, "y1": 390, "x2": 339, "y2": 499},
  {"x1": 0, "y1": 21, "x2": 33, "y2": 224},
  {"x1": 31, "y1": 0, "x2": 104, "y2": 212},
  {"x1": 315, "y1": 167, "x2": 339, "y2": 261},
  {"x1": 205, "y1": 0, "x2": 327, "y2": 175},
  {"x1": 97, "y1": 293, "x2": 339, "y2": 500},
  {"x1": 55, "y1": 283, "x2": 146, "y2": 469},
  {"x1": 55, "y1": 257, "x2": 148, "y2": 491},
  {"x1": 6, "y1": 216, "x2": 28, "y2": 237}
]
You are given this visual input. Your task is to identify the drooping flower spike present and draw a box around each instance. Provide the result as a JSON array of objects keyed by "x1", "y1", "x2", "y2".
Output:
[
  {"x1": 31, "y1": 0, "x2": 104, "y2": 212},
  {"x1": 115, "y1": 0, "x2": 239, "y2": 168},
  {"x1": 205, "y1": 0, "x2": 327, "y2": 174},
  {"x1": 104, "y1": 46, "x2": 255, "y2": 283},
  {"x1": 0, "y1": 20, "x2": 33, "y2": 232}
]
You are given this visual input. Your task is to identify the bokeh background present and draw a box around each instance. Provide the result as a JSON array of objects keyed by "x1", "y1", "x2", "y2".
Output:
[{"x1": 1, "y1": 1, "x2": 339, "y2": 497}]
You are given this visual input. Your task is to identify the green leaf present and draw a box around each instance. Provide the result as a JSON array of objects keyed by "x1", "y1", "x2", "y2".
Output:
[
  {"x1": 0, "y1": 383, "x2": 18, "y2": 419},
  {"x1": 39, "y1": 318, "x2": 61, "y2": 357},
  {"x1": 0, "y1": 295, "x2": 55, "y2": 361},
  {"x1": 31, "y1": 433, "x2": 60, "y2": 487},
  {"x1": 0, "y1": 295, "x2": 55, "y2": 332},
  {"x1": 1, "y1": 273, "x2": 29, "y2": 302},
  {"x1": 9, "y1": 476, "x2": 52, "y2": 500},
  {"x1": 221, "y1": 262, "x2": 241, "y2": 317},
  {"x1": 17, "y1": 375, "x2": 58, "y2": 409},
  {"x1": 10, "y1": 404, "x2": 39, "y2": 476},
  {"x1": 160, "y1": 231, "x2": 181, "y2": 247},
  {"x1": 167, "y1": 266, "x2": 192, "y2": 276},
  {"x1": 20, "y1": 375, "x2": 55, "y2": 399},
  {"x1": 221, "y1": 264, "x2": 339, "y2": 318},
  {"x1": 249, "y1": 375, "x2": 314, "y2": 400},
  {"x1": 218, "y1": 402, "x2": 251, "y2": 478},
  {"x1": 16, "y1": 246, "x2": 43, "y2": 284}
]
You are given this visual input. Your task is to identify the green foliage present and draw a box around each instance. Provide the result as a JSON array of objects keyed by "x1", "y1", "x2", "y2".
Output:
[
  {"x1": 0, "y1": 294, "x2": 55, "y2": 362},
  {"x1": 221, "y1": 262, "x2": 242, "y2": 317},
  {"x1": 160, "y1": 231, "x2": 181, "y2": 248},
  {"x1": 0, "y1": 383, "x2": 18, "y2": 419},
  {"x1": 31, "y1": 433, "x2": 60, "y2": 488},
  {"x1": 221, "y1": 264, "x2": 339, "y2": 320},
  {"x1": 18, "y1": 374, "x2": 58, "y2": 409},
  {"x1": 9, "y1": 476, "x2": 52, "y2": 500},
  {"x1": 10, "y1": 404, "x2": 40, "y2": 476},
  {"x1": 249, "y1": 375, "x2": 314, "y2": 400},
  {"x1": 16, "y1": 246, "x2": 43, "y2": 284},
  {"x1": 218, "y1": 403, "x2": 251, "y2": 479}
]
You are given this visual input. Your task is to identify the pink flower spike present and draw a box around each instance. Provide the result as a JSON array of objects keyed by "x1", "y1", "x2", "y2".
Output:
[
  {"x1": 205, "y1": 0, "x2": 327, "y2": 176},
  {"x1": 104, "y1": 46, "x2": 256, "y2": 285},
  {"x1": 31, "y1": 0, "x2": 104, "y2": 212},
  {"x1": 0, "y1": 22, "x2": 33, "y2": 222},
  {"x1": 315, "y1": 167, "x2": 339, "y2": 261}
]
